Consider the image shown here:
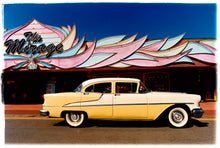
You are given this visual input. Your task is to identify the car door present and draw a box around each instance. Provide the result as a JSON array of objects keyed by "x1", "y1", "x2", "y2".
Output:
[
  {"x1": 81, "y1": 82, "x2": 113, "y2": 119},
  {"x1": 113, "y1": 82, "x2": 148, "y2": 119}
]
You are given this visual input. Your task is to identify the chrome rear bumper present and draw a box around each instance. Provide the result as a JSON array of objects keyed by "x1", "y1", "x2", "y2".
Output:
[{"x1": 40, "y1": 109, "x2": 49, "y2": 116}]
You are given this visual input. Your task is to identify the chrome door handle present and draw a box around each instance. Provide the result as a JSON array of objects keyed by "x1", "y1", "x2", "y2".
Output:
[
  {"x1": 115, "y1": 93, "x2": 120, "y2": 96},
  {"x1": 84, "y1": 92, "x2": 89, "y2": 95}
]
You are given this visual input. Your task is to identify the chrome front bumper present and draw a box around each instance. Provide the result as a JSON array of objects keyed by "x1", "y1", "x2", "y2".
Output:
[
  {"x1": 40, "y1": 109, "x2": 49, "y2": 116},
  {"x1": 192, "y1": 108, "x2": 204, "y2": 118}
]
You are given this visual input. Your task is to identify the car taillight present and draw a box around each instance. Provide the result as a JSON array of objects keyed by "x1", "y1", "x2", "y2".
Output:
[{"x1": 41, "y1": 94, "x2": 45, "y2": 104}]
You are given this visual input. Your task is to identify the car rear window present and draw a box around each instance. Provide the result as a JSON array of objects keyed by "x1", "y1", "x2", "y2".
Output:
[{"x1": 85, "y1": 82, "x2": 111, "y2": 93}]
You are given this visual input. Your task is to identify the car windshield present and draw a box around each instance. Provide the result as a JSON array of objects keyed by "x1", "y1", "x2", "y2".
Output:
[
  {"x1": 73, "y1": 84, "x2": 82, "y2": 92},
  {"x1": 139, "y1": 81, "x2": 150, "y2": 93}
]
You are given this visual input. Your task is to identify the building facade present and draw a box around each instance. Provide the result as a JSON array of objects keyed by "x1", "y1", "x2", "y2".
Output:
[{"x1": 2, "y1": 19, "x2": 217, "y2": 104}]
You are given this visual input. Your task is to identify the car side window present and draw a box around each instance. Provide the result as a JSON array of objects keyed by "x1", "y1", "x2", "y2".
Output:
[
  {"x1": 116, "y1": 82, "x2": 137, "y2": 93},
  {"x1": 139, "y1": 81, "x2": 150, "y2": 93},
  {"x1": 85, "y1": 85, "x2": 94, "y2": 92},
  {"x1": 85, "y1": 83, "x2": 111, "y2": 93}
]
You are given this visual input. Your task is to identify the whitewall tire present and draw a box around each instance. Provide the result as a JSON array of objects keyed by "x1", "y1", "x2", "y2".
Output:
[
  {"x1": 65, "y1": 112, "x2": 85, "y2": 127},
  {"x1": 168, "y1": 107, "x2": 189, "y2": 128}
]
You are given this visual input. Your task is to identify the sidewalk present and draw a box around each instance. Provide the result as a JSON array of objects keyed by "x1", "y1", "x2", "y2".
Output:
[
  {"x1": 4, "y1": 104, "x2": 42, "y2": 115},
  {"x1": 200, "y1": 102, "x2": 216, "y2": 117},
  {"x1": 4, "y1": 102, "x2": 216, "y2": 117}
]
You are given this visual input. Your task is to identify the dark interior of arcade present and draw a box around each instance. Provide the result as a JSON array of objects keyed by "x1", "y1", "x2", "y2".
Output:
[{"x1": 2, "y1": 67, "x2": 216, "y2": 104}]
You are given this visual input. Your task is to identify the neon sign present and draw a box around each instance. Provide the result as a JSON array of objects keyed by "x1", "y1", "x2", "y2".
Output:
[
  {"x1": 3, "y1": 19, "x2": 216, "y2": 70},
  {"x1": 4, "y1": 32, "x2": 64, "y2": 57}
]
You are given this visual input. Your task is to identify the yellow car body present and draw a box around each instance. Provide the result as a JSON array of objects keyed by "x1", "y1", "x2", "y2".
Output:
[{"x1": 40, "y1": 78, "x2": 204, "y2": 128}]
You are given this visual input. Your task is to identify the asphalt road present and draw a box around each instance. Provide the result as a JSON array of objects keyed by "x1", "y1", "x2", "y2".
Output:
[{"x1": 5, "y1": 117, "x2": 216, "y2": 144}]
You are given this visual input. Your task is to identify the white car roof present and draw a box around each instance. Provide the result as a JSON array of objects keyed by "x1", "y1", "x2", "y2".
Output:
[{"x1": 82, "y1": 77, "x2": 140, "y2": 87}]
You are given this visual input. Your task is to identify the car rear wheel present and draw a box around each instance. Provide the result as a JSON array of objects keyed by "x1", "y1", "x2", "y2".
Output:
[
  {"x1": 65, "y1": 112, "x2": 86, "y2": 127},
  {"x1": 168, "y1": 107, "x2": 189, "y2": 128}
]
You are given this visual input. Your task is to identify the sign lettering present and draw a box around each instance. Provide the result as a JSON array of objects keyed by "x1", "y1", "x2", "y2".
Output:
[{"x1": 4, "y1": 32, "x2": 63, "y2": 57}]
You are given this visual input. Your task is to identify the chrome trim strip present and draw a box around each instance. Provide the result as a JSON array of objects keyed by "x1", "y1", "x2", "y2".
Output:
[
  {"x1": 63, "y1": 93, "x2": 104, "y2": 107},
  {"x1": 149, "y1": 102, "x2": 194, "y2": 105},
  {"x1": 63, "y1": 102, "x2": 194, "y2": 107},
  {"x1": 43, "y1": 105, "x2": 59, "y2": 107}
]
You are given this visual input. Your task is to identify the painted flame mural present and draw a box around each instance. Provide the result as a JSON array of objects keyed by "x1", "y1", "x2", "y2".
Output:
[{"x1": 3, "y1": 19, "x2": 216, "y2": 70}]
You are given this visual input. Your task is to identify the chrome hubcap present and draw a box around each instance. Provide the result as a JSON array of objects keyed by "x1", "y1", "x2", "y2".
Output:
[
  {"x1": 172, "y1": 111, "x2": 184, "y2": 123},
  {"x1": 70, "y1": 113, "x2": 80, "y2": 122}
]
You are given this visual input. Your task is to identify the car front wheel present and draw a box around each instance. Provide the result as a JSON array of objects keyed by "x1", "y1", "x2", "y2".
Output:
[
  {"x1": 65, "y1": 112, "x2": 86, "y2": 127},
  {"x1": 168, "y1": 107, "x2": 189, "y2": 128}
]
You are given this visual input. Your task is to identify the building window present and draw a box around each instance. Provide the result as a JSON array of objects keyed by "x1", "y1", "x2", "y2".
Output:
[{"x1": 145, "y1": 72, "x2": 170, "y2": 91}]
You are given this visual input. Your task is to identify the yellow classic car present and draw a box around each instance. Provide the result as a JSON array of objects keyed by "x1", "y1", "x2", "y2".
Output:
[{"x1": 40, "y1": 78, "x2": 204, "y2": 128}]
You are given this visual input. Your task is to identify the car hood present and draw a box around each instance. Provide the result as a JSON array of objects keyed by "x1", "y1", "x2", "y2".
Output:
[{"x1": 147, "y1": 91, "x2": 201, "y2": 103}]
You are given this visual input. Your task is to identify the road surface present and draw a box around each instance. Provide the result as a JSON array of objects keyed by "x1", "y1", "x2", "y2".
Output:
[{"x1": 5, "y1": 116, "x2": 216, "y2": 144}]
